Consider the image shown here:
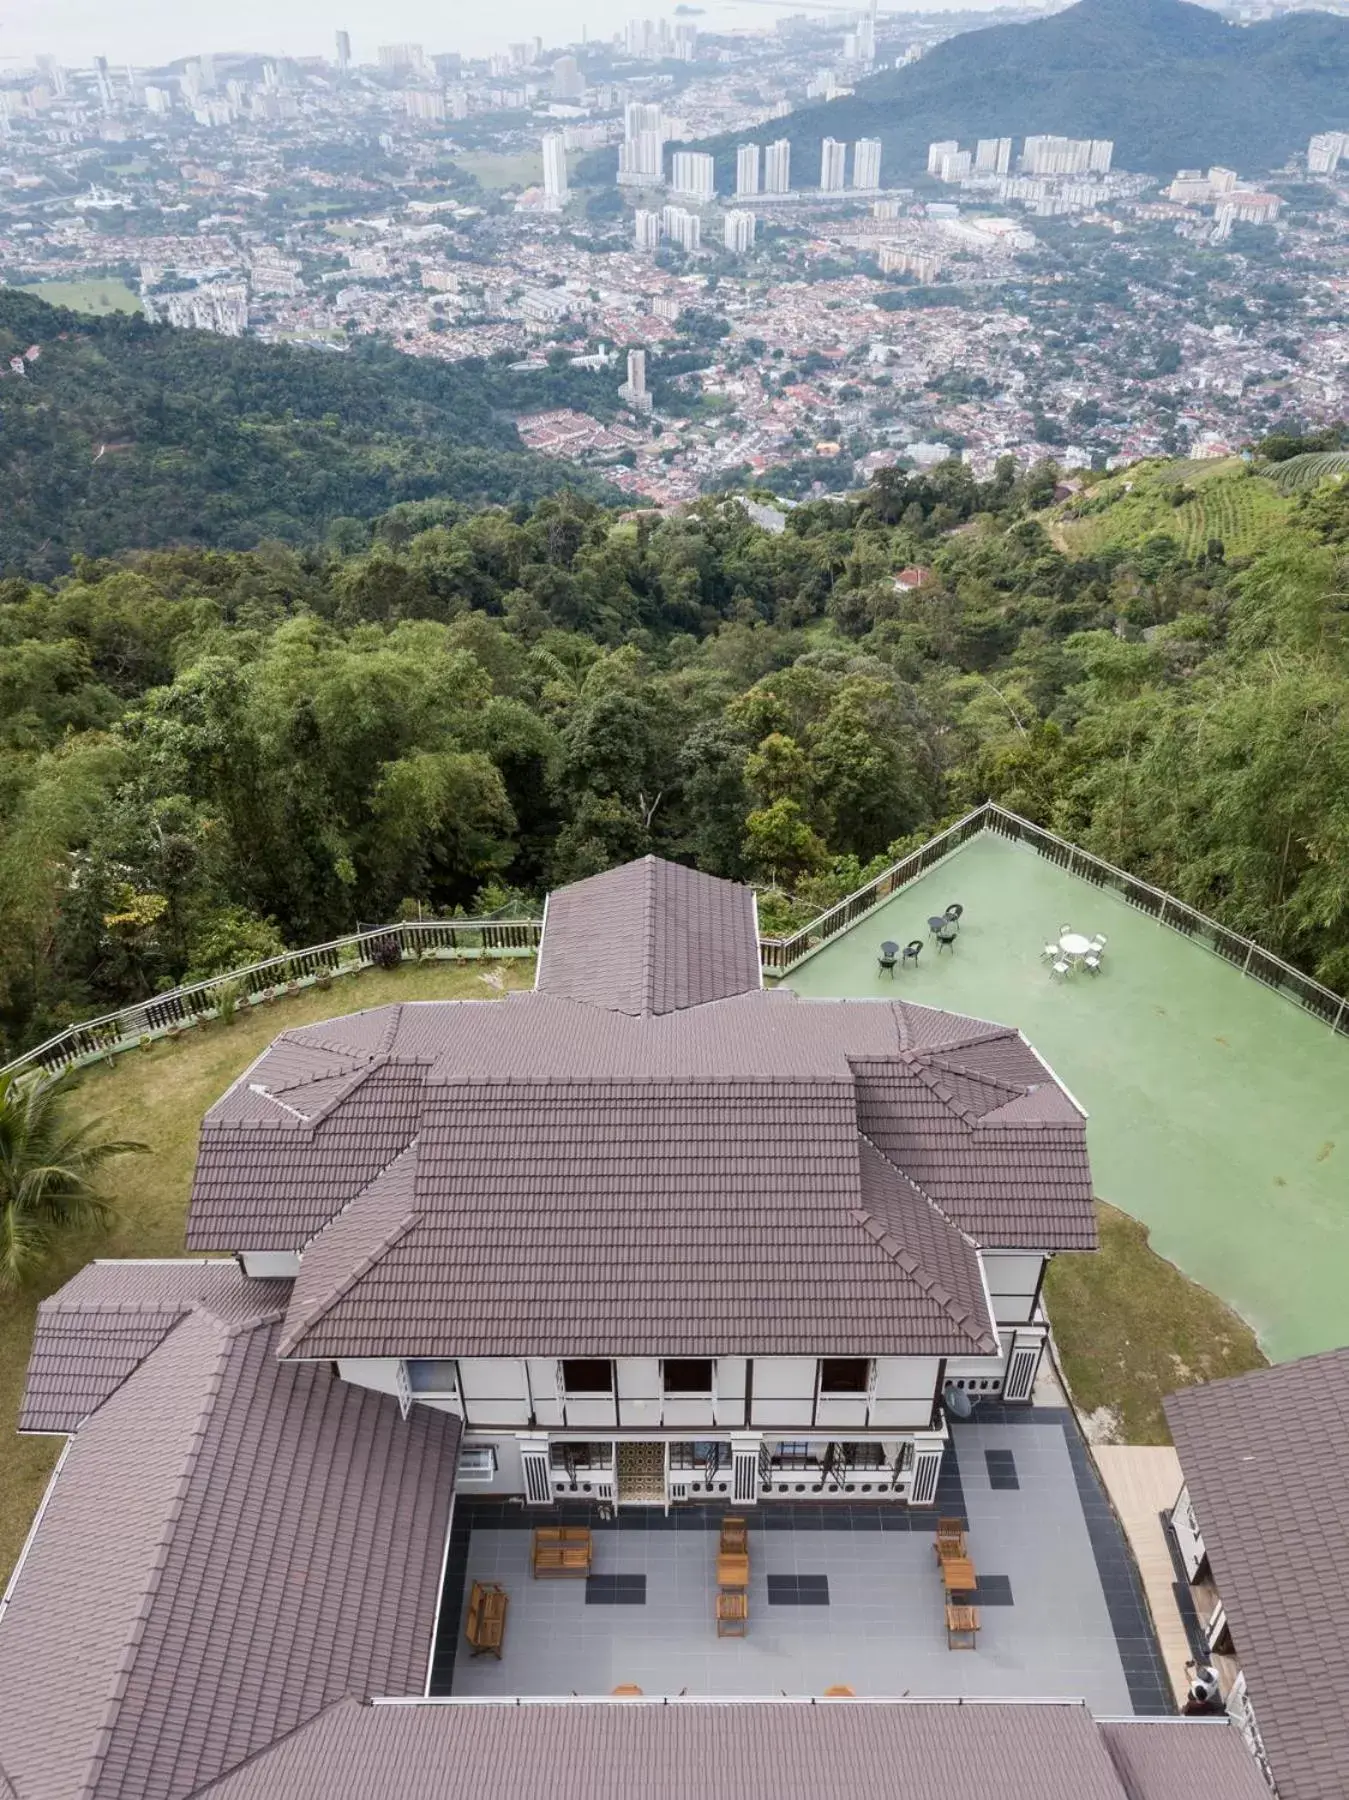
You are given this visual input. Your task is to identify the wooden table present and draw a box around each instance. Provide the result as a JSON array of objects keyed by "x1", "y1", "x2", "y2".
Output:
[
  {"x1": 465, "y1": 1581, "x2": 508, "y2": 1659},
  {"x1": 943, "y1": 1548, "x2": 972, "y2": 1591},
  {"x1": 717, "y1": 1551, "x2": 750, "y2": 1589},
  {"x1": 716, "y1": 1590, "x2": 749, "y2": 1637}
]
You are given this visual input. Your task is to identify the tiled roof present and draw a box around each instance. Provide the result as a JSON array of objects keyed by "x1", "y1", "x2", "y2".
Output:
[
  {"x1": 199, "y1": 1697, "x2": 1260, "y2": 1800},
  {"x1": 19, "y1": 1261, "x2": 290, "y2": 1433},
  {"x1": 0, "y1": 1311, "x2": 460, "y2": 1800},
  {"x1": 1099, "y1": 1719, "x2": 1272, "y2": 1799},
  {"x1": 1165, "y1": 1347, "x2": 1349, "y2": 1800},
  {"x1": 281, "y1": 1077, "x2": 999, "y2": 1358},
  {"x1": 536, "y1": 855, "x2": 761, "y2": 1015}
]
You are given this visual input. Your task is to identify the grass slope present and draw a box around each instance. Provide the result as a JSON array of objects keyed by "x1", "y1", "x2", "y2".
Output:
[
  {"x1": 18, "y1": 279, "x2": 143, "y2": 316},
  {"x1": 691, "y1": 0, "x2": 1349, "y2": 181},
  {"x1": 1045, "y1": 1201, "x2": 1267, "y2": 1444},
  {"x1": 1054, "y1": 457, "x2": 1292, "y2": 559},
  {"x1": 0, "y1": 958, "x2": 533, "y2": 1586}
]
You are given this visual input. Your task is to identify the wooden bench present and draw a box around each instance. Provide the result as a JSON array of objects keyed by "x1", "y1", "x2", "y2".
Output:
[
  {"x1": 945, "y1": 1603, "x2": 980, "y2": 1650},
  {"x1": 532, "y1": 1524, "x2": 593, "y2": 1578},
  {"x1": 466, "y1": 1581, "x2": 508, "y2": 1659},
  {"x1": 720, "y1": 1516, "x2": 748, "y2": 1554}
]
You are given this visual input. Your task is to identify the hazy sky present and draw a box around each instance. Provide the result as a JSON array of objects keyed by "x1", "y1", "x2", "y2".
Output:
[{"x1": 1, "y1": 0, "x2": 1029, "y2": 73}]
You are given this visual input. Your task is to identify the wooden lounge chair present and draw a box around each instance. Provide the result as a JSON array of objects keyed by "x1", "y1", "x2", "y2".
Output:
[
  {"x1": 946, "y1": 1603, "x2": 980, "y2": 1649},
  {"x1": 823, "y1": 1686, "x2": 856, "y2": 1697},
  {"x1": 716, "y1": 1590, "x2": 749, "y2": 1637},
  {"x1": 532, "y1": 1524, "x2": 593, "y2": 1578},
  {"x1": 934, "y1": 1518, "x2": 965, "y2": 1560},
  {"x1": 720, "y1": 1516, "x2": 748, "y2": 1553}
]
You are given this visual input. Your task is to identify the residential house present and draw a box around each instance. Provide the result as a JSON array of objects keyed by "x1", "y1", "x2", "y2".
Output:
[
  {"x1": 1165, "y1": 1346, "x2": 1349, "y2": 1800},
  {"x1": 184, "y1": 855, "x2": 1095, "y2": 1511}
]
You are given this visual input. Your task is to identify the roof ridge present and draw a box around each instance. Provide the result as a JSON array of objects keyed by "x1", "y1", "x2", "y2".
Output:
[
  {"x1": 857, "y1": 1130, "x2": 986, "y2": 1251},
  {"x1": 279, "y1": 1153, "x2": 422, "y2": 1357},
  {"x1": 641, "y1": 854, "x2": 658, "y2": 1017},
  {"x1": 849, "y1": 1202, "x2": 993, "y2": 1355},
  {"x1": 923, "y1": 1052, "x2": 1024, "y2": 1102},
  {"x1": 77, "y1": 1312, "x2": 236, "y2": 1800}
]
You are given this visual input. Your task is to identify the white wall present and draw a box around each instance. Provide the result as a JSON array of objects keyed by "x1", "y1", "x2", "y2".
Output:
[
  {"x1": 239, "y1": 1250, "x2": 300, "y2": 1279},
  {"x1": 459, "y1": 1357, "x2": 531, "y2": 1426},
  {"x1": 616, "y1": 1357, "x2": 662, "y2": 1428},
  {"x1": 750, "y1": 1357, "x2": 817, "y2": 1427},
  {"x1": 871, "y1": 1356, "x2": 942, "y2": 1428},
  {"x1": 982, "y1": 1251, "x2": 1045, "y2": 1326}
]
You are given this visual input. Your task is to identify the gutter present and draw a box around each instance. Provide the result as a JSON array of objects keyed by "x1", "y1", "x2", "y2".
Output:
[{"x1": 0, "y1": 1439, "x2": 71, "y2": 1629}]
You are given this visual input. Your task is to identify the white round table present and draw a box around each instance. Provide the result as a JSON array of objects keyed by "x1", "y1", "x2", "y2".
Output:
[{"x1": 1059, "y1": 933, "x2": 1092, "y2": 959}]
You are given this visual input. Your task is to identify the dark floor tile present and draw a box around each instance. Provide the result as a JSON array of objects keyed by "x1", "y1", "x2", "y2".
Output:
[
  {"x1": 973, "y1": 1574, "x2": 1013, "y2": 1605},
  {"x1": 586, "y1": 1573, "x2": 647, "y2": 1605},
  {"x1": 766, "y1": 1573, "x2": 830, "y2": 1605}
]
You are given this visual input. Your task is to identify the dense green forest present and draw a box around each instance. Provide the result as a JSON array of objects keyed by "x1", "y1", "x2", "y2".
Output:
[
  {"x1": 689, "y1": 0, "x2": 1349, "y2": 182},
  {"x1": 2, "y1": 446, "x2": 1347, "y2": 1058},
  {"x1": 0, "y1": 290, "x2": 616, "y2": 578}
]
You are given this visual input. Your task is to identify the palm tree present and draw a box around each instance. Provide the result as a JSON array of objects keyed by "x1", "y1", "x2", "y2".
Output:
[{"x1": 0, "y1": 1070, "x2": 147, "y2": 1290}]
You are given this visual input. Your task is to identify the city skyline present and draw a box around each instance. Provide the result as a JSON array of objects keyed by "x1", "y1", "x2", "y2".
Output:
[{"x1": 0, "y1": 0, "x2": 1043, "y2": 72}]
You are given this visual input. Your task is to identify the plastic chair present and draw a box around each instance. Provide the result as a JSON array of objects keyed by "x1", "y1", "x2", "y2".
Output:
[
  {"x1": 1089, "y1": 933, "x2": 1107, "y2": 952},
  {"x1": 943, "y1": 903, "x2": 963, "y2": 931},
  {"x1": 1059, "y1": 923, "x2": 1073, "y2": 938},
  {"x1": 1084, "y1": 953, "x2": 1102, "y2": 975},
  {"x1": 1040, "y1": 942, "x2": 1059, "y2": 963},
  {"x1": 878, "y1": 941, "x2": 898, "y2": 977},
  {"x1": 902, "y1": 940, "x2": 923, "y2": 969},
  {"x1": 1050, "y1": 959, "x2": 1071, "y2": 981}
]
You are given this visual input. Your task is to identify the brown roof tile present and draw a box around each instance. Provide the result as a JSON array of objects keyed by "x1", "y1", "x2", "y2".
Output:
[
  {"x1": 0, "y1": 1313, "x2": 459, "y2": 1800},
  {"x1": 200, "y1": 1698, "x2": 1259, "y2": 1800},
  {"x1": 19, "y1": 1261, "x2": 290, "y2": 1433},
  {"x1": 1099, "y1": 1719, "x2": 1271, "y2": 1800},
  {"x1": 537, "y1": 855, "x2": 761, "y2": 1015},
  {"x1": 1164, "y1": 1347, "x2": 1349, "y2": 1800}
]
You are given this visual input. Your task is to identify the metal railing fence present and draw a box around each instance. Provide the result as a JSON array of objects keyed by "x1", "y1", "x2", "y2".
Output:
[
  {"x1": 6, "y1": 801, "x2": 1346, "y2": 1081},
  {"x1": 761, "y1": 800, "x2": 1349, "y2": 1036},
  {"x1": 0, "y1": 918, "x2": 542, "y2": 1079}
]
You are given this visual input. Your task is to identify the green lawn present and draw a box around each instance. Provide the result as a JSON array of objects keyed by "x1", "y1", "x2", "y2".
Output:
[
  {"x1": 0, "y1": 958, "x2": 533, "y2": 1587},
  {"x1": 789, "y1": 832, "x2": 1349, "y2": 1376},
  {"x1": 1044, "y1": 1203, "x2": 1265, "y2": 1444},
  {"x1": 18, "y1": 278, "x2": 142, "y2": 316},
  {"x1": 453, "y1": 150, "x2": 544, "y2": 191}
]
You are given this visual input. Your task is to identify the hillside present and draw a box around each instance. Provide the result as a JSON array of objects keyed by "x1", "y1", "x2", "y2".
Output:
[
  {"x1": 1052, "y1": 457, "x2": 1294, "y2": 560},
  {"x1": 0, "y1": 290, "x2": 614, "y2": 577},
  {"x1": 696, "y1": 0, "x2": 1349, "y2": 181}
]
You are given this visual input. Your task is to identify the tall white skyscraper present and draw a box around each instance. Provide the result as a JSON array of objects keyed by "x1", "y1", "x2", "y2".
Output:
[
  {"x1": 735, "y1": 143, "x2": 761, "y2": 197},
  {"x1": 674, "y1": 23, "x2": 697, "y2": 61},
  {"x1": 624, "y1": 100, "x2": 662, "y2": 137},
  {"x1": 852, "y1": 137, "x2": 882, "y2": 191},
  {"x1": 1308, "y1": 130, "x2": 1348, "y2": 174},
  {"x1": 634, "y1": 209, "x2": 661, "y2": 249},
  {"x1": 820, "y1": 138, "x2": 847, "y2": 192},
  {"x1": 724, "y1": 209, "x2": 756, "y2": 252},
  {"x1": 143, "y1": 84, "x2": 173, "y2": 114},
  {"x1": 927, "y1": 139, "x2": 959, "y2": 175},
  {"x1": 620, "y1": 347, "x2": 653, "y2": 413},
  {"x1": 975, "y1": 137, "x2": 1012, "y2": 176},
  {"x1": 1088, "y1": 139, "x2": 1114, "y2": 173},
  {"x1": 542, "y1": 132, "x2": 569, "y2": 206},
  {"x1": 618, "y1": 102, "x2": 666, "y2": 185},
  {"x1": 855, "y1": 5, "x2": 877, "y2": 64},
  {"x1": 662, "y1": 205, "x2": 701, "y2": 251},
  {"x1": 764, "y1": 138, "x2": 791, "y2": 194},
  {"x1": 552, "y1": 55, "x2": 583, "y2": 99},
  {"x1": 335, "y1": 30, "x2": 351, "y2": 71},
  {"x1": 671, "y1": 151, "x2": 715, "y2": 201}
]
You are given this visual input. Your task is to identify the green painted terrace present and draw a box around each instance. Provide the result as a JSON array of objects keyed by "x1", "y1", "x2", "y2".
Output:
[{"x1": 787, "y1": 832, "x2": 1349, "y2": 1368}]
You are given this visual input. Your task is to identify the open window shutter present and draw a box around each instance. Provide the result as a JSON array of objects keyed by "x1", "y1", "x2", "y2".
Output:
[{"x1": 395, "y1": 1359, "x2": 412, "y2": 1421}]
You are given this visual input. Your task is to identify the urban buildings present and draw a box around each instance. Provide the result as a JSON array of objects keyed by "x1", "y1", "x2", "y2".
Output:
[
  {"x1": 853, "y1": 136, "x2": 882, "y2": 191},
  {"x1": 663, "y1": 204, "x2": 701, "y2": 252},
  {"x1": 633, "y1": 208, "x2": 661, "y2": 250},
  {"x1": 1307, "y1": 129, "x2": 1347, "y2": 174},
  {"x1": 542, "y1": 132, "x2": 568, "y2": 209},
  {"x1": 736, "y1": 142, "x2": 761, "y2": 198},
  {"x1": 1021, "y1": 135, "x2": 1113, "y2": 175},
  {"x1": 618, "y1": 100, "x2": 665, "y2": 186},
  {"x1": 820, "y1": 136, "x2": 847, "y2": 192},
  {"x1": 404, "y1": 90, "x2": 445, "y2": 123},
  {"x1": 551, "y1": 55, "x2": 584, "y2": 100},
  {"x1": 927, "y1": 139, "x2": 959, "y2": 175},
  {"x1": 334, "y1": 30, "x2": 350, "y2": 72},
  {"x1": 671, "y1": 150, "x2": 716, "y2": 202},
  {"x1": 976, "y1": 137, "x2": 1013, "y2": 176},
  {"x1": 765, "y1": 137, "x2": 792, "y2": 195},
  {"x1": 724, "y1": 208, "x2": 756, "y2": 252},
  {"x1": 619, "y1": 346, "x2": 652, "y2": 411}
]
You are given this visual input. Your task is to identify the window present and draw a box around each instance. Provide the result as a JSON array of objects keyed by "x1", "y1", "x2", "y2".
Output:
[
  {"x1": 669, "y1": 1440, "x2": 730, "y2": 1471},
  {"x1": 560, "y1": 1359, "x2": 613, "y2": 1396},
  {"x1": 772, "y1": 1441, "x2": 820, "y2": 1471},
  {"x1": 819, "y1": 1357, "x2": 871, "y2": 1396},
  {"x1": 842, "y1": 1441, "x2": 886, "y2": 1469},
  {"x1": 663, "y1": 1358, "x2": 714, "y2": 1396},
  {"x1": 458, "y1": 1445, "x2": 496, "y2": 1482},
  {"x1": 549, "y1": 1441, "x2": 613, "y2": 1472},
  {"x1": 405, "y1": 1358, "x2": 458, "y2": 1397}
]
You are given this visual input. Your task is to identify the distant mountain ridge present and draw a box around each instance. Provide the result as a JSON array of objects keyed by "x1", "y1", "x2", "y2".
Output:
[{"x1": 701, "y1": 0, "x2": 1349, "y2": 179}]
